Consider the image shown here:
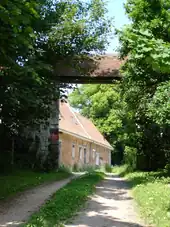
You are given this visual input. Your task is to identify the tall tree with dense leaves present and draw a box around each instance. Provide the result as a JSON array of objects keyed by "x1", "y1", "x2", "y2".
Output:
[
  {"x1": 0, "y1": 0, "x2": 112, "y2": 132},
  {"x1": 0, "y1": 0, "x2": 113, "y2": 170},
  {"x1": 117, "y1": 0, "x2": 170, "y2": 170},
  {"x1": 70, "y1": 0, "x2": 170, "y2": 170},
  {"x1": 69, "y1": 84, "x2": 126, "y2": 164}
]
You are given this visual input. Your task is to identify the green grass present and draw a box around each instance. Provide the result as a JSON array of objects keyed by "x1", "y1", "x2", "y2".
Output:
[
  {"x1": 112, "y1": 165, "x2": 170, "y2": 227},
  {"x1": 0, "y1": 170, "x2": 71, "y2": 201},
  {"x1": 24, "y1": 172, "x2": 104, "y2": 227}
]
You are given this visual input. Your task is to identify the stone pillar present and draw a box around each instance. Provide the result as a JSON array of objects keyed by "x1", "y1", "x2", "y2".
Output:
[{"x1": 49, "y1": 99, "x2": 60, "y2": 168}]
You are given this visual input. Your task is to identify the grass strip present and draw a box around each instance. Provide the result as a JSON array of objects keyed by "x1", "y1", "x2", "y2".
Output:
[
  {"x1": 112, "y1": 165, "x2": 170, "y2": 227},
  {"x1": 0, "y1": 170, "x2": 70, "y2": 200},
  {"x1": 24, "y1": 172, "x2": 104, "y2": 227}
]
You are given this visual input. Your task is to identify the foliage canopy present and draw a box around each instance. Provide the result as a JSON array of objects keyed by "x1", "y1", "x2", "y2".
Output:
[
  {"x1": 0, "y1": 0, "x2": 112, "y2": 170},
  {"x1": 70, "y1": 0, "x2": 170, "y2": 170}
]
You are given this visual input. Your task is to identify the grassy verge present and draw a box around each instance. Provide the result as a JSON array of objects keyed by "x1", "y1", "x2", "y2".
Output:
[
  {"x1": 112, "y1": 165, "x2": 170, "y2": 227},
  {"x1": 24, "y1": 172, "x2": 104, "y2": 227},
  {"x1": 0, "y1": 170, "x2": 71, "y2": 201}
]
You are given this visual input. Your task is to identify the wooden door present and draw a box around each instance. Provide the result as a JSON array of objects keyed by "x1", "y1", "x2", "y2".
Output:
[{"x1": 84, "y1": 148, "x2": 87, "y2": 164}]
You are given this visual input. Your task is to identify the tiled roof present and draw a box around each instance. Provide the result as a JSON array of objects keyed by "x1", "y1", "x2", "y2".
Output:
[
  {"x1": 75, "y1": 113, "x2": 112, "y2": 148},
  {"x1": 59, "y1": 101, "x2": 88, "y2": 138},
  {"x1": 90, "y1": 55, "x2": 123, "y2": 77},
  {"x1": 59, "y1": 100, "x2": 112, "y2": 149},
  {"x1": 56, "y1": 54, "x2": 124, "y2": 83}
]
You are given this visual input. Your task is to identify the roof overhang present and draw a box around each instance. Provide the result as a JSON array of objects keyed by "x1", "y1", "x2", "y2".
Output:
[
  {"x1": 55, "y1": 54, "x2": 123, "y2": 84},
  {"x1": 59, "y1": 128, "x2": 113, "y2": 150}
]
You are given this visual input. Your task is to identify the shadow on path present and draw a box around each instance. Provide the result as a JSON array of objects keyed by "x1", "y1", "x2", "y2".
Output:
[{"x1": 66, "y1": 175, "x2": 146, "y2": 227}]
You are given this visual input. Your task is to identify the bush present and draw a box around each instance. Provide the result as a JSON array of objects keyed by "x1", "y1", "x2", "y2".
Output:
[
  {"x1": 164, "y1": 163, "x2": 170, "y2": 173},
  {"x1": 72, "y1": 163, "x2": 96, "y2": 173},
  {"x1": 82, "y1": 165, "x2": 96, "y2": 173},
  {"x1": 58, "y1": 164, "x2": 72, "y2": 173},
  {"x1": 72, "y1": 163, "x2": 80, "y2": 172},
  {"x1": 105, "y1": 164, "x2": 113, "y2": 173},
  {"x1": 123, "y1": 146, "x2": 137, "y2": 171}
]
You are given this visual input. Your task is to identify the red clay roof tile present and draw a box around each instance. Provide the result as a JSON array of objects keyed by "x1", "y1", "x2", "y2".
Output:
[
  {"x1": 56, "y1": 54, "x2": 124, "y2": 78},
  {"x1": 59, "y1": 100, "x2": 112, "y2": 149}
]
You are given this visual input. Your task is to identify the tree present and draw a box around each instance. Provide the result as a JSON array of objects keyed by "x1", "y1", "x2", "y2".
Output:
[
  {"x1": 117, "y1": 0, "x2": 170, "y2": 170},
  {"x1": 70, "y1": 0, "x2": 170, "y2": 170},
  {"x1": 69, "y1": 84, "x2": 126, "y2": 164},
  {"x1": 0, "y1": 0, "x2": 113, "y2": 170},
  {"x1": 0, "y1": 0, "x2": 112, "y2": 131}
]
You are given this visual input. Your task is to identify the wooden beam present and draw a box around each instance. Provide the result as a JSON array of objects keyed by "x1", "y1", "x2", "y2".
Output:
[{"x1": 58, "y1": 76, "x2": 121, "y2": 84}]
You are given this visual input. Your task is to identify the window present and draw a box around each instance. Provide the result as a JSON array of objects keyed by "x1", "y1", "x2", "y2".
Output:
[
  {"x1": 100, "y1": 157, "x2": 103, "y2": 165},
  {"x1": 84, "y1": 147, "x2": 87, "y2": 164},
  {"x1": 72, "y1": 143, "x2": 75, "y2": 159},
  {"x1": 96, "y1": 152, "x2": 100, "y2": 165},
  {"x1": 86, "y1": 149, "x2": 89, "y2": 163},
  {"x1": 79, "y1": 146, "x2": 83, "y2": 160},
  {"x1": 84, "y1": 146, "x2": 89, "y2": 163}
]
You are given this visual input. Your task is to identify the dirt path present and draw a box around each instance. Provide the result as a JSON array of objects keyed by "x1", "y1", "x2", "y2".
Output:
[
  {"x1": 66, "y1": 174, "x2": 146, "y2": 227},
  {"x1": 0, "y1": 175, "x2": 76, "y2": 227}
]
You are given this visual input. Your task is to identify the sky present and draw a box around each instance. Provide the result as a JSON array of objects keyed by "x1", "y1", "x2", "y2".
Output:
[{"x1": 106, "y1": 0, "x2": 130, "y2": 53}]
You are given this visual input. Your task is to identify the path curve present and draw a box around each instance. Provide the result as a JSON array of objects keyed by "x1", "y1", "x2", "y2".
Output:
[
  {"x1": 0, "y1": 176, "x2": 74, "y2": 227},
  {"x1": 66, "y1": 175, "x2": 146, "y2": 227}
]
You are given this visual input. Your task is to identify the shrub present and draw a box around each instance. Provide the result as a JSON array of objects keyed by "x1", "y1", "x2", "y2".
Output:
[
  {"x1": 58, "y1": 164, "x2": 72, "y2": 173},
  {"x1": 82, "y1": 165, "x2": 96, "y2": 173},
  {"x1": 164, "y1": 163, "x2": 170, "y2": 173},
  {"x1": 72, "y1": 163, "x2": 96, "y2": 173},
  {"x1": 105, "y1": 164, "x2": 113, "y2": 173},
  {"x1": 72, "y1": 163, "x2": 80, "y2": 172},
  {"x1": 123, "y1": 146, "x2": 137, "y2": 171}
]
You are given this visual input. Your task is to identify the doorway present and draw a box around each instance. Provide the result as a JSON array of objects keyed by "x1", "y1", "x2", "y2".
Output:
[
  {"x1": 84, "y1": 147, "x2": 87, "y2": 164},
  {"x1": 96, "y1": 152, "x2": 100, "y2": 166}
]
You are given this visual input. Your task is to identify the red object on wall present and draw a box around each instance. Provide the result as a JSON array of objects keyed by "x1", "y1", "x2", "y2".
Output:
[{"x1": 51, "y1": 133, "x2": 59, "y2": 141}]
